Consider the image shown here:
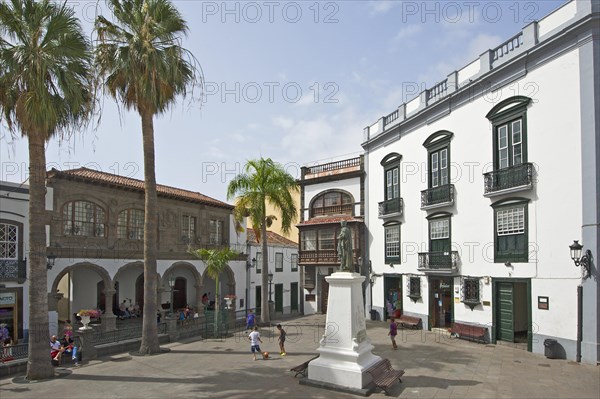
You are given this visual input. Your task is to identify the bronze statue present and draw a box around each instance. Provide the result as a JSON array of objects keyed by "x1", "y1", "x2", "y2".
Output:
[{"x1": 337, "y1": 221, "x2": 353, "y2": 271}]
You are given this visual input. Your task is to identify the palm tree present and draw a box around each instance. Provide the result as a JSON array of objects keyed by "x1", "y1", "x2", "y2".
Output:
[
  {"x1": 94, "y1": 0, "x2": 201, "y2": 355},
  {"x1": 189, "y1": 247, "x2": 238, "y2": 336},
  {"x1": 227, "y1": 158, "x2": 299, "y2": 323},
  {"x1": 0, "y1": 0, "x2": 93, "y2": 380}
]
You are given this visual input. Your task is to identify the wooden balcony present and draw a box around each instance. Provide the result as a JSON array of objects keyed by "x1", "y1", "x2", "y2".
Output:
[
  {"x1": 421, "y1": 184, "x2": 455, "y2": 209},
  {"x1": 483, "y1": 162, "x2": 534, "y2": 197},
  {"x1": 0, "y1": 259, "x2": 26, "y2": 283},
  {"x1": 310, "y1": 204, "x2": 353, "y2": 218},
  {"x1": 417, "y1": 251, "x2": 459, "y2": 275},
  {"x1": 299, "y1": 249, "x2": 361, "y2": 265},
  {"x1": 378, "y1": 197, "x2": 403, "y2": 218}
]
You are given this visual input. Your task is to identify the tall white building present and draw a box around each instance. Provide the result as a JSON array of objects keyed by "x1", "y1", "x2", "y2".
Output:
[{"x1": 362, "y1": 0, "x2": 599, "y2": 364}]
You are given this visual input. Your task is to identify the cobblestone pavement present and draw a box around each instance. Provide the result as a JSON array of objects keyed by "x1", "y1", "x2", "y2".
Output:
[{"x1": 1, "y1": 314, "x2": 598, "y2": 399}]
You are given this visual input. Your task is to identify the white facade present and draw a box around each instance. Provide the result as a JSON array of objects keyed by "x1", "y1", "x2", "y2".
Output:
[
  {"x1": 246, "y1": 230, "x2": 300, "y2": 315},
  {"x1": 363, "y1": 0, "x2": 599, "y2": 364}
]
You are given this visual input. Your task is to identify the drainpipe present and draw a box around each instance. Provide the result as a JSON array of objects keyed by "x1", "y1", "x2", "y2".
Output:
[{"x1": 577, "y1": 284, "x2": 583, "y2": 362}]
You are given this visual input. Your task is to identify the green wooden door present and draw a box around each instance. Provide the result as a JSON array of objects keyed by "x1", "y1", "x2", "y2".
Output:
[
  {"x1": 497, "y1": 282, "x2": 514, "y2": 342},
  {"x1": 290, "y1": 282, "x2": 298, "y2": 311},
  {"x1": 275, "y1": 284, "x2": 284, "y2": 313}
]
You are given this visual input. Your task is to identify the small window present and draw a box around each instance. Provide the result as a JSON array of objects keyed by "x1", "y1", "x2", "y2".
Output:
[
  {"x1": 275, "y1": 252, "x2": 283, "y2": 272},
  {"x1": 0, "y1": 223, "x2": 18, "y2": 259},
  {"x1": 462, "y1": 278, "x2": 480, "y2": 307},
  {"x1": 209, "y1": 219, "x2": 224, "y2": 245},
  {"x1": 291, "y1": 254, "x2": 298, "y2": 272},
  {"x1": 408, "y1": 277, "x2": 421, "y2": 298},
  {"x1": 117, "y1": 209, "x2": 144, "y2": 240},
  {"x1": 301, "y1": 230, "x2": 316, "y2": 251},
  {"x1": 318, "y1": 229, "x2": 335, "y2": 250},
  {"x1": 256, "y1": 252, "x2": 262, "y2": 274}
]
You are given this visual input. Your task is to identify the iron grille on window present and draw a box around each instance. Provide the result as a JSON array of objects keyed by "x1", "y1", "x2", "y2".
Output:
[
  {"x1": 462, "y1": 278, "x2": 480, "y2": 304},
  {"x1": 409, "y1": 277, "x2": 421, "y2": 298}
]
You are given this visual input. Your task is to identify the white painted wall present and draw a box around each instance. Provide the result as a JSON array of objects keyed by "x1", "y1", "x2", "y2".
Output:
[{"x1": 366, "y1": 44, "x2": 583, "y2": 342}]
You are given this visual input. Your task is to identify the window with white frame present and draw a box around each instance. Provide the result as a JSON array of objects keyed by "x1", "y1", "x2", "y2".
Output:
[
  {"x1": 301, "y1": 230, "x2": 316, "y2": 251},
  {"x1": 430, "y1": 219, "x2": 449, "y2": 240},
  {"x1": 493, "y1": 199, "x2": 528, "y2": 262},
  {"x1": 384, "y1": 223, "x2": 400, "y2": 264}
]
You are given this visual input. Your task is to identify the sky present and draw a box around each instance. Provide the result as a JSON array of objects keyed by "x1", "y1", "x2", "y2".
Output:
[{"x1": 0, "y1": 0, "x2": 566, "y2": 203}]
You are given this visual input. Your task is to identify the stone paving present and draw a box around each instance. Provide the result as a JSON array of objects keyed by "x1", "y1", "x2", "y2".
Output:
[{"x1": 0, "y1": 314, "x2": 598, "y2": 399}]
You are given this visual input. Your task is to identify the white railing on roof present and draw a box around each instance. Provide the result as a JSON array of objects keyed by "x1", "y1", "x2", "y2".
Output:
[
  {"x1": 427, "y1": 79, "x2": 448, "y2": 104},
  {"x1": 492, "y1": 32, "x2": 523, "y2": 62}
]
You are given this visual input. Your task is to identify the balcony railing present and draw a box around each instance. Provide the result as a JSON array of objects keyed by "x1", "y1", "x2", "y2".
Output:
[
  {"x1": 305, "y1": 157, "x2": 361, "y2": 175},
  {"x1": 378, "y1": 197, "x2": 404, "y2": 218},
  {"x1": 310, "y1": 204, "x2": 354, "y2": 218},
  {"x1": 299, "y1": 249, "x2": 360, "y2": 265},
  {"x1": 483, "y1": 163, "x2": 534, "y2": 196},
  {"x1": 384, "y1": 110, "x2": 399, "y2": 127},
  {"x1": 421, "y1": 184, "x2": 455, "y2": 209},
  {"x1": 417, "y1": 251, "x2": 459, "y2": 274},
  {"x1": 0, "y1": 259, "x2": 26, "y2": 282}
]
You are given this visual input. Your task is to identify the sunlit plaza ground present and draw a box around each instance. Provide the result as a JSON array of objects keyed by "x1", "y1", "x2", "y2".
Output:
[{"x1": 1, "y1": 313, "x2": 599, "y2": 399}]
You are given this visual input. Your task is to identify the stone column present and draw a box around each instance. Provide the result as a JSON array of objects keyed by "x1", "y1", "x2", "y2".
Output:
[{"x1": 103, "y1": 288, "x2": 117, "y2": 331}]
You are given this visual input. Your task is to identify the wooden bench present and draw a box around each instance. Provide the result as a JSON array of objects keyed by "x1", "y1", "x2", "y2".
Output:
[
  {"x1": 290, "y1": 354, "x2": 319, "y2": 378},
  {"x1": 365, "y1": 358, "x2": 405, "y2": 395},
  {"x1": 398, "y1": 315, "x2": 422, "y2": 329},
  {"x1": 450, "y1": 322, "x2": 488, "y2": 343}
]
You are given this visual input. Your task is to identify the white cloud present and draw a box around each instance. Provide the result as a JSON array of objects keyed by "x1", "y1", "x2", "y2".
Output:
[
  {"x1": 393, "y1": 25, "x2": 423, "y2": 42},
  {"x1": 368, "y1": 0, "x2": 396, "y2": 15},
  {"x1": 272, "y1": 116, "x2": 294, "y2": 130}
]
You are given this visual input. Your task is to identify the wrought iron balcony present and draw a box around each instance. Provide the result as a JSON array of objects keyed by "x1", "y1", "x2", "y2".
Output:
[
  {"x1": 0, "y1": 259, "x2": 26, "y2": 283},
  {"x1": 378, "y1": 197, "x2": 404, "y2": 218},
  {"x1": 483, "y1": 162, "x2": 534, "y2": 196},
  {"x1": 421, "y1": 184, "x2": 455, "y2": 209},
  {"x1": 417, "y1": 251, "x2": 459, "y2": 274}
]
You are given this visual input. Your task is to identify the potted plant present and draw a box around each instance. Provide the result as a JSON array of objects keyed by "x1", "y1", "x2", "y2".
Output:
[
  {"x1": 224, "y1": 295, "x2": 236, "y2": 309},
  {"x1": 77, "y1": 309, "x2": 100, "y2": 330}
]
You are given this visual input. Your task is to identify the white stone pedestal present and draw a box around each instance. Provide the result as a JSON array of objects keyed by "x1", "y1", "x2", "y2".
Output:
[{"x1": 307, "y1": 272, "x2": 381, "y2": 390}]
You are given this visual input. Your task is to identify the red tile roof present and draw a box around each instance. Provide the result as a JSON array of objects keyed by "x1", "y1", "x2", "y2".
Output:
[
  {"x1": 247, "y1": 228, "x2": 297, "y2": 248},
  {"x1": 47, "y1": 167, "x2": 233, "y2": 209},
  {"x1": 296, "y1": 215, "x2": 363, "y2": 227}
]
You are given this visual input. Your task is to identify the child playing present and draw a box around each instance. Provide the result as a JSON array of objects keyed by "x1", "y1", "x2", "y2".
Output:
[
  {"x1": 248, "y1": 326, "x2": 266, "y2": 361},
  {"x1": 276, "y1": 324, "x2": 286, "y2": 356},
  {"x1": 245, "y1": 309, "x2": 255, "y2": 332},
  {"x1": 388, "y1": 317, "x2": 398, "y2": 350}
]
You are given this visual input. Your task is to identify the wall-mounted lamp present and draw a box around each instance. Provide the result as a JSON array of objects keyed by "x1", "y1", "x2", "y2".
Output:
[
  {"x1": 246, "y1": 257, "x2": 256, "y2": 269},
  {"x1": 504, "y1": 261, "x2": 512, "y2": 267},
  {"x1": 389, "y1": 263, "x2": 394, "y2": 269},
  {"x1": 46, "y1": 254, "x2": 57, "y2": 270},
  {"x1": 569, "y1": 240, "x2": 592, "y2": 279}
]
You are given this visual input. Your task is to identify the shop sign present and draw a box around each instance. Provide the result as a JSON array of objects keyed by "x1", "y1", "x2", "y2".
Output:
[{"x1": 0, "y1": 292, "x2": 16, "y2": 305}]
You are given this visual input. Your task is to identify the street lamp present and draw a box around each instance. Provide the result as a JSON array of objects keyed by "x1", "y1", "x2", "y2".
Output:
[
  {"x1": 46, "y1": 254, "x2": 56, "y2": 270},
  {"x1": 168, "y1": 275, "x2": 176, "y2": 315},
  {"x1": 569, "y1": 240, "x2": 592, "y2": 279},
  {"x1": 268, "y1": 272, "x2": 273, "y2": 303}
]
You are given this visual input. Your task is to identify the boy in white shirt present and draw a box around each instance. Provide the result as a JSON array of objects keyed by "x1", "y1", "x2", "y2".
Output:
[{"x1": 248, "y1": 326, "x2": 266, "y2": 361}]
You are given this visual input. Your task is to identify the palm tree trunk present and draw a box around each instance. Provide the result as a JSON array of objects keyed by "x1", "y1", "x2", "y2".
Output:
[
  {"x1": 261, "y1": 200, "x2": 270, "y2": 323},
  {"x1": 138, "y1": 109, "x2": 160, "y2": 355},
  {"x1": 26, "y1": 132, "x2": 54, "y2": 380},
  {"x1": 214, "y1": 276, "x2": 219, "y2": 336}
]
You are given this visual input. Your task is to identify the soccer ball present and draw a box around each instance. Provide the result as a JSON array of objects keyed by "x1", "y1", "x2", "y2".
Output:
[{"x1": 263, "y1": 352, "x2": 269, "y2": 359}]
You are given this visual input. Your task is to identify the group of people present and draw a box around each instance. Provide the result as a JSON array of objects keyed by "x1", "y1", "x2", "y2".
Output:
[
  {"x1": 178, "y1": 305, "x2": 197, "y2": 320},
  {"x1": 246, "y1": 311, "x2": 287, "y2": 361},
  {"x1": 116, "y1": 300, "x2": 140, "y2": 320},
  {"x1": 50, "y1": 320, "x2": 80, "y2": 366}
]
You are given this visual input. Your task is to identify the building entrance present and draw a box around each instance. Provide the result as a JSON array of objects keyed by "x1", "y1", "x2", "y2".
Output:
[{"x1": 429, "y1": 277, "x2": 453, "y2": 328}]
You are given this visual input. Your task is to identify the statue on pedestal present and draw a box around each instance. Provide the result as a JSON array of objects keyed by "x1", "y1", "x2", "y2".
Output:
[{"x1": 337, "y1": 221, "x2": 353, "y2": 271}]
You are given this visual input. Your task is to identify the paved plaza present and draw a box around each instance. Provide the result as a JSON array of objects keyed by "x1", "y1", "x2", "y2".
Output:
[{"x1": 1, "y1": 314, "x2": 598, "y2": 399}]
